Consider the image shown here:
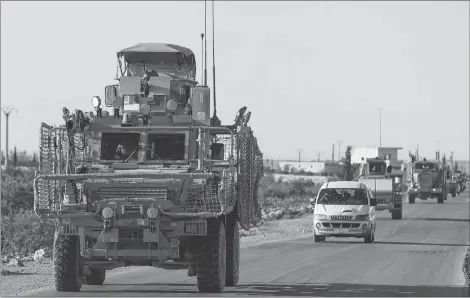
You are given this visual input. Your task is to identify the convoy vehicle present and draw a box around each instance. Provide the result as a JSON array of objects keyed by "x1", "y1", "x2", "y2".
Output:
[
  {"x1": 355, "y1": 158, "x2": 404, "y2": 220},
  {"x1": 408, "y1": 158, "x2": 448, "y2": 204},
  {"x1": 33, "y1": 43, "x2": 263, "y2": 293},
  {"x1": 313, "y1": 181, "x2": 377, "y2": 243},
  {"x1": 447, "y1": 170, "x2": 458, "y2": 198}
]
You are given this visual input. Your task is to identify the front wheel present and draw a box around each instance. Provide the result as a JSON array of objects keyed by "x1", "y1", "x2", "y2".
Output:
[
  {"x1": 313, "y1": 231, "x2": 325, "y2": 243},
  {"x1": 364, "y1": 231, "x2": 375, "y2": 243},
  {"x1": 437, "y1": 194, "x2": 444, "y2": 204},
  {"x1": 54, "y1": 233, "x2": 83, "y2": 292},
  {"x1": 408, "y1": 195, "x2": 416, "y2": 204},
  {"x1": 391, "y1": 209, "x2": 402, "y2": 220},
  {"x1": 196, "y1": 219, "x2": 226, "y2": 293}
]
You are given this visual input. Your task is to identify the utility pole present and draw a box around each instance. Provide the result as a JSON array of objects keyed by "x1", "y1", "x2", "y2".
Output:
[
  {"x1": 1, "y1": 106, "x2": 16, "y2": 167},
  {"x1": 332, "y1": 143, "x2": 335, "y2": 162},
  {"x1": 338, "y1": 140, "x2": 342, "y2": 161},
  {"x1": 297, "y1": 148, "x2": 302, "y2": 163}
]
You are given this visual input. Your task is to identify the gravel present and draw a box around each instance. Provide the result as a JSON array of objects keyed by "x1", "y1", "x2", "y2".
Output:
[
  {"x1": 1, "y1": 215, "x2": 313, "y2": 296},
  {"x1": 463, "y1": 246, "x2": 470, "y2": 287}
]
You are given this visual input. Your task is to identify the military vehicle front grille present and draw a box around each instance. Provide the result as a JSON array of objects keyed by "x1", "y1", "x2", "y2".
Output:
[
  {"x1": 98, "y1": 187, "x2": 167, "y2": 199},
  {"x1": 118, "y1": 229, "x2": 143, "y2": 240}
]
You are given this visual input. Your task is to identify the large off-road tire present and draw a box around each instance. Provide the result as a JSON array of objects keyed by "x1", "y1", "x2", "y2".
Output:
[
  {"x1": 408, "y1": 195, "x2": 416, "y2": 204},
  {"x1": 54, "y1": 233, "x2": 83, "y2": 292},
  {"x1": 225, "y1": 214, "x2": 240, "y2": 287},
  {"x1": 196, "y1": 219, "x2": 226, "y2": 293},
  {"x1": 84, "y1": 269, "x2": 106, "y2": 285},
  {"x1": 391, "y1": 209, "x2": 402, "y2": 220},
  {"x1": 437, "y1": 194, "x2": 444, "y2": 204}
]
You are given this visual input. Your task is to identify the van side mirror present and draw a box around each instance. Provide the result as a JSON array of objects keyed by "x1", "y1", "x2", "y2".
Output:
[
  {"x1": 105, "y1": 85, "x2": 118, "y2": 107},
  {"x1": 370, "y1": 198, "x2": 377, "y2": 207}
]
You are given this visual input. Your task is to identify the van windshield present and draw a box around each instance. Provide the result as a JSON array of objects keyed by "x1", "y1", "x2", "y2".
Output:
[{"x1": 317, "y1": 188, "x2": 368, "y2": 205}]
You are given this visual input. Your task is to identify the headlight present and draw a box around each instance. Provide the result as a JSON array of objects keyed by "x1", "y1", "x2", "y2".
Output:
[
  {"x1": 354, "y1": 214, "x2": 370, "y2": 221},
  {"x1": 91, "y1": 96, "x2": 101, "y2": 108},
  {"x1": 314, "y1": 214, "x2": 327, "y2": 220},
  {"x1": 139, "y1": 103, "x2": 151, "y2": 115},
  {"x1": 147, "y1": 207, "x2": 158, "y2": 219},
  {"x1": 102, "y1": 207, "x2": 114, "y2": 219}
]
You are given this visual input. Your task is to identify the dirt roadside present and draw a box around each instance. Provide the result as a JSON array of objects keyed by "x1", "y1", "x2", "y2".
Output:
[{"x1": 0, "y1": 216, "x2": 313, "y2": 296}]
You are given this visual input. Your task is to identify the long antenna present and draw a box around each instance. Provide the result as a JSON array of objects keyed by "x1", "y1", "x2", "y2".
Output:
[
  {"x1": 204, "y1": 0, "x2": 208, "y2": 86},
  {"x1": 379, "y1": 108, "x2": 382, "y2": 147},
  {"x1": 212, "y1": 0, "x2": 217, "y2": 117},
  {"x1": 200, "y1": 33, "x2": 204, "y2": 85}
]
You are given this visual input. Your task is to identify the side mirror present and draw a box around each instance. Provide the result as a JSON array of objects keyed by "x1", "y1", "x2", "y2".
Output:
[
  {"x1": 370, "y1": 198, "x2": 377, "y2": 207},
  {"x1": 105, "y1": 85, "x2": 118, "y2": 107}
]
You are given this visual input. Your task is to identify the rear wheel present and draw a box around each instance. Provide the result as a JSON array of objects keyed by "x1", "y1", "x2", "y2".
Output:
[
  {"x1": 84, "y1": 269, "x2": 106, "y2": 285},
  {"x1": 452, "y1": 190, "x2": 456, "y2": 198},
  {"x1": 225, "y1": 213, "x2": 239, "y2": 287},
  {"x1": 408, "y1": 195, "x2": 416, "y2": 204},
  {"x1": 196, "y1": 219, "x2": 226, "y2": 293},
  {"x1": 54, "y1": 233, "x2": 83, "y2": 292}
]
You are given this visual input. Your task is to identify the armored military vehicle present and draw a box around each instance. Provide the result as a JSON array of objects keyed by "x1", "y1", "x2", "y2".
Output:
[
  {"x1": 355, "y1": 158, "x2": 404, "y2": 220},
  {"x1": 34, "y1": 43, "x2": 263, "y2": 293},
  {"x1": 408, "y1": 156, "x2": 448, "y2": 204}
]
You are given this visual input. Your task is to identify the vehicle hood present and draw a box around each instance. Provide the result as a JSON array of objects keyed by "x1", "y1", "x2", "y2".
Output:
[{"x1": 315, "y1": 204, "x2": 370, "y2": 216}]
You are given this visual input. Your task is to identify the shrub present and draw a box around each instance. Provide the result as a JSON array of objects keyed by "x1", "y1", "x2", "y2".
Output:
[
  {"x1": 258, "y1": 174, "x2": 322, "y2": 211},
  {"x1": 1, "y1": 213, "x2": 55, "y2": 256}
]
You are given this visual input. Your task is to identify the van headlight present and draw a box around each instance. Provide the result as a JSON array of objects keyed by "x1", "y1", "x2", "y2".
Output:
[
  {"x1": 102, "y1": 207, "x2": 114, "y2": 219},
  {"x1": 314, "y1": 214, "x2": 327, "y2": 220},
  {"x1": 354, "y1": 214, "x2": 370, "y2": 221}
]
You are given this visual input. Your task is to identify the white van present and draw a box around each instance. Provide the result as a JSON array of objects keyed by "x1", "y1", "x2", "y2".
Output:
[{"x1": 312, "y1": 181, "x2": 377, "y2": 243}]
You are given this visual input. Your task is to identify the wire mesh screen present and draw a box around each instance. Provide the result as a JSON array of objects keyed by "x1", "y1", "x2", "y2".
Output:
[
  {"x1": 237, "y1": 125, "x2": 264, "y2": 230},
  {"x1": 35, "y1": 123, "x2": 90, "y2": 216}
]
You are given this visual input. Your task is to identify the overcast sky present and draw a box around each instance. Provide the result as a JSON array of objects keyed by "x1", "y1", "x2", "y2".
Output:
[{"x1": 1, "y1": 1, "x2": 469, "y2": 161}]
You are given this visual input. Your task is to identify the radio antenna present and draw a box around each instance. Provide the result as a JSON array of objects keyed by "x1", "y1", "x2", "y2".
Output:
[
  {"x1": 211, "y1": 0, "x2": 219, "y2": 121},
  {"x1": 200, "y1": 33, "x2": 204, "y2": 85},
  {"x1": 204, "y1": 0, "x2": 208, "y2": 86}
]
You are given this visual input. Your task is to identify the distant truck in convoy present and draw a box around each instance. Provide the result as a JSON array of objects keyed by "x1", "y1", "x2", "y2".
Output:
[
  {"x1": 354, "y1": 157, "x2": 404, "y2": 220},
  {"x1": 408, "y1": 158, "x2": 448, "y2": 204}
]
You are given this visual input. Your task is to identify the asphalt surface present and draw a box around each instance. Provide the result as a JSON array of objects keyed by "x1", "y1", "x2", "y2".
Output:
[{"x1": 23, "y1": 192, "x2": 470, "y2": 297}]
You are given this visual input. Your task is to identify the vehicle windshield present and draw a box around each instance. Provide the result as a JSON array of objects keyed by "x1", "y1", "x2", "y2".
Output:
[
  {"x1": 415, "y1": 162, "x2": 435, "y2": 170},
  {"x1": 369, "y1": 163, "x2": 385, "y2": 174},
  {"x1": 316, "y1": 188, "x2": 368, "y2": 205}
]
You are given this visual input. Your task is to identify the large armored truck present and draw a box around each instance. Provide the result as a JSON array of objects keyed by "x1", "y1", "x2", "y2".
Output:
[
  {"x1": 34, "y1": 43, "x2": 263, "y2": 293},
  {"x1": 408, "y1": 158, "x2": 447, "y2": 204},
  {"x1": 355, "y1": 158, "x2": 404, "y2": 220}
]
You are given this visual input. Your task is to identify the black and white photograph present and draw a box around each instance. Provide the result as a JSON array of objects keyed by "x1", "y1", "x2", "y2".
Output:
[{"x1": 0, "y1": 0, "x2": 469, "y2": 296}]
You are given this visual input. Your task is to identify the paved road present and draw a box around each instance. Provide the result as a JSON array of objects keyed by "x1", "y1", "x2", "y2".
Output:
[{"x1": 24, "y1": 192, "x2": 469, "y2": 297}]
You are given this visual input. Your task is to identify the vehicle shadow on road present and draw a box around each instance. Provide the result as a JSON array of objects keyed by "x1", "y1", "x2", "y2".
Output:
[
  {"x1": 324, "y1": 240, "x2": 469, "y2": 247},
  {"x1": 98, "y1": 282, "x2": 468, "y2": 297},
  {"x1": 229, "y1": 282, "x2": 469, "y2": 297},
  {"x1": 378, "y1": 217, "x2": 470, "y2": 223}
]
